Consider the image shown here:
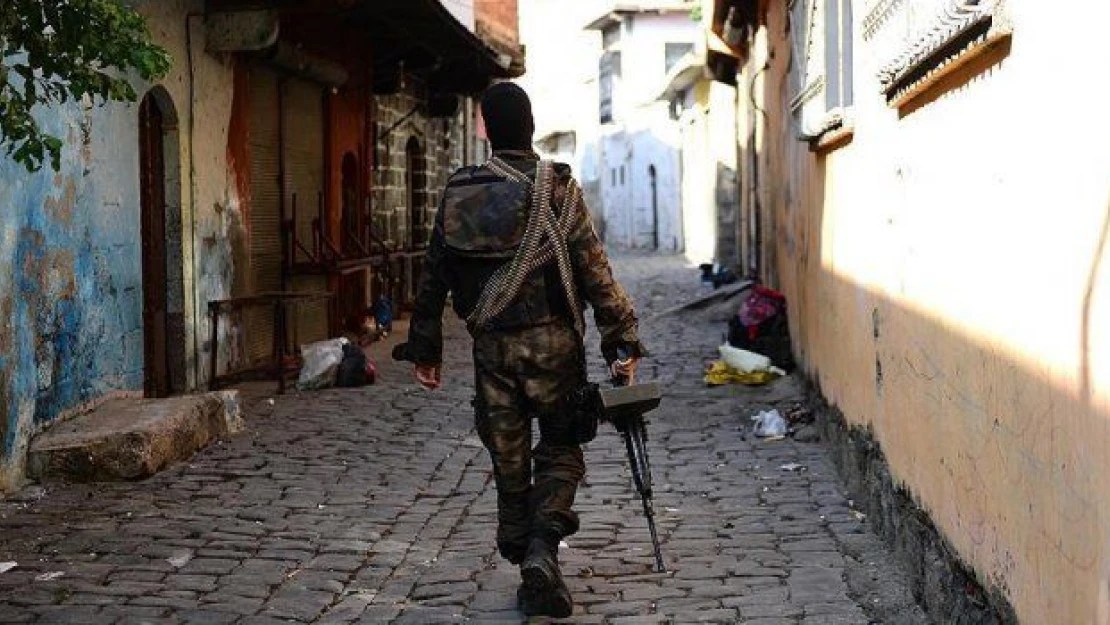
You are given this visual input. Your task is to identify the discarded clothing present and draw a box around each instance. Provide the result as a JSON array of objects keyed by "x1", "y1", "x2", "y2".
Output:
[
  {"x1": 704, "y1": 361, "x2": 780, "y2": 386},
  {"x1": 728, "y1": 285, "x2": 794, "y2": 372}
]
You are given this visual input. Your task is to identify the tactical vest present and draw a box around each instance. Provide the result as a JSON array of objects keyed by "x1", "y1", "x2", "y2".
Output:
[{"x1": 440, "y1": 163, "x2": 571, "y2": 332}]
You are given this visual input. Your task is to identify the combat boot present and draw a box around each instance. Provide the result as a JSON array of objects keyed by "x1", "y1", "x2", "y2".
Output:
[{"x1": 519, "y1": 537, "x2": 572, "y2": 618}]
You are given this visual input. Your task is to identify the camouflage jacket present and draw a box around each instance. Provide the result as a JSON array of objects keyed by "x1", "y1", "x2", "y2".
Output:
[{"x1": 405, "y1": 150, "x2": 644, "y2": 366}]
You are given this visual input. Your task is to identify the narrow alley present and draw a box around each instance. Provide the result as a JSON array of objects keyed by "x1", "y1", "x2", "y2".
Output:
[{"x1": 0, "y1": 255, "x2": 925, "y2": 624}]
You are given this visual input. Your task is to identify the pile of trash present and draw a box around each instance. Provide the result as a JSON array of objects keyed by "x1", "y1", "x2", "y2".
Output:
[
  {"x1": 297, "y1": 337, "x2": 377, "y2": 391},
  {"x1": 705, "y1": 344, "x2": 786, "y2": 386},
  {"x1": 704, "y1": 283, "x2": 795, "y2": 386},
  {"x1": 728, "y1": 284, "x2": 794, "y2": 372},
  {"x1": 749, "y1": 402, "x2": 817, "y2": 442},
  {"x1": 699, "y1": 263, "x2": 740, "y2": 290}
]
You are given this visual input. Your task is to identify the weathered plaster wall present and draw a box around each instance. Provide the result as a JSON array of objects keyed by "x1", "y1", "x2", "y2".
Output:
[
  {"x1": 0, "y1": 103, "x2": 144, "y2": 489},
  {"x1": 0, "y1": 1, "x2": 241, "y2": 489},
  {"x1": 742, "y1": 2, "x2": 1110, "y2": 622},
  {"x1": 679, "y1": 79, "x2": 738, "y2": 265},
  {"x1": 148, "y1": 3, "x2": 243, "y2": 384},
  {"x1": 134, "y1": 0, "x2": 242, "y2": 383}
]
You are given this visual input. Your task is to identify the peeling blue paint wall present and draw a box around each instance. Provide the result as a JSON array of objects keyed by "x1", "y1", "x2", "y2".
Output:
[{"x1": 0, "y1": 100, "x2": 145, "y2": 484}]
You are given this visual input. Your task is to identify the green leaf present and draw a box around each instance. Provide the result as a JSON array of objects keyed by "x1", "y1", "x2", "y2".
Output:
[{"x1": 0, "y1": 0, "x2": 173, "y2": 172}]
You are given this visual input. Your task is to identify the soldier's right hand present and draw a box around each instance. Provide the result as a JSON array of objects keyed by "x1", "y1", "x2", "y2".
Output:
[
  {"x1": 610, "y1": 357, "x2": 639, "y2": 385},
  {"x1": 414, "y1": 364, "x2": 442, "y2": 390}
]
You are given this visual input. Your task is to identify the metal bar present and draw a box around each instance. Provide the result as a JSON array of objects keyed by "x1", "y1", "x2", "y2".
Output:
[
  {"x1": 208, "y1": 304, "x2": 220, "y2": 391},
  {"x1": 279, "y1": 76, "x2": 288, "y2": 292},
  {"x1": 275, "y1": 299, "x2": 287, "y2": 394}
]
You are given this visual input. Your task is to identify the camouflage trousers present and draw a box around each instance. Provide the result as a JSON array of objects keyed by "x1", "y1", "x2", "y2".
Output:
[{"x1": 471, "y1": 321, "x2": 587, "y2": 563}]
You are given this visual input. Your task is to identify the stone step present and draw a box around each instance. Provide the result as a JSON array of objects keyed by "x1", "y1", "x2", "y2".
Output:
[{"x1": 26, "y1": 391, "x2": 243, "y2": 482}]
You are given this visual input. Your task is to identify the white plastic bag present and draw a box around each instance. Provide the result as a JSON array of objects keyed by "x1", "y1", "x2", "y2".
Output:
[
  {"x1": 719, "y1": 344, "x2": 786, "y2": 376},
  {"x1": 297, "y1": 338, "x2": 348, "y2": 391},
  {"x1": 751, "y1": 409, "x2": 788, "y2": 438}
]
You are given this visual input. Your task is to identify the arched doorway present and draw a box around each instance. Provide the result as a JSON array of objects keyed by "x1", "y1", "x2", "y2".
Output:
[
  {"x1": 406, "y1": 136, "x2": 427, "y2": 250},
  {"x1": 138, "y1": 88, "x2": 185, "y2": 397}
]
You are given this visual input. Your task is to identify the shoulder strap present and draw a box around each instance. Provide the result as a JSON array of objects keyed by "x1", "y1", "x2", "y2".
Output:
[{"x1": 466, "y1": 159, "x2": 584, "y2": 336}]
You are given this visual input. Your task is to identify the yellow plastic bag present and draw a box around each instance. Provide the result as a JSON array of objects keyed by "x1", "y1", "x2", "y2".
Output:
[{"x1": 704, "y1": 361, "x2": 780, "y2": 386}]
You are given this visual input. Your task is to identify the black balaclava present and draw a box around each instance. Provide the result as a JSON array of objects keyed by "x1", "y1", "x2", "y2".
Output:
[{"x1": 480, "y1": 82, "x2": 535, "y2": 152}]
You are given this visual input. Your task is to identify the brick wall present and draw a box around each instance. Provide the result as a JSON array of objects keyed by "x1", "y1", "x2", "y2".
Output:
[{"x1": 475, "y1": 0, "x2": 519, "y2": 49}]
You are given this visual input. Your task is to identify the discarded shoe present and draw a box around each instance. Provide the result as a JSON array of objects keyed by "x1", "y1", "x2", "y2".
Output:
[{"x1": 519, "y1": 538, "x2": 572, "y2": 618}]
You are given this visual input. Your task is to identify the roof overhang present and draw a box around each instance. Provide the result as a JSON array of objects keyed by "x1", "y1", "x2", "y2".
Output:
[
  {"x1": 656, "y1": 53, "x2": 706, "y2": 101},
  {"x1": 535, "y1": 129, "x2": 576, "y2": 147},
  {"x1": 206, "y1": 0, "x2": 524, "y2": 95},
  {"x1": 361, "y1": 0, "x2": 524, "y2": 94},
  {"x1": 585, "y1": 1, "x2": 697, "y2": 31}
]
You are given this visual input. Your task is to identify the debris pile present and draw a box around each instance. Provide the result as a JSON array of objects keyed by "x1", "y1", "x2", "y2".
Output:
[
  {"x1": 297, "y1": 337, "x2": 377, "y2": 391},
  {"x1": 705, "y1": 344, "x2": 786, "y2": 386},
  {"x1": 727, "y1": 285, "x2": 794, "y2": 372}
]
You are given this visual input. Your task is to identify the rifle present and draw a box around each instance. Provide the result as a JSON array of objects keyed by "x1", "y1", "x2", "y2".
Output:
[{"x1": 601, "y1": 351, "x2": 665, "y2": 572}]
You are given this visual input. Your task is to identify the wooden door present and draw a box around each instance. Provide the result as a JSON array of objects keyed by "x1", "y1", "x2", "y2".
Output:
[{"x1": 139, "y1": 94, "x2": 169, "y2": 397}]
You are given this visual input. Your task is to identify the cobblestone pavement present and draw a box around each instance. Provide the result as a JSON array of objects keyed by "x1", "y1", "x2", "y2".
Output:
[{"x1": 0, "y1": 254, "x2": 927, "y2": 624}]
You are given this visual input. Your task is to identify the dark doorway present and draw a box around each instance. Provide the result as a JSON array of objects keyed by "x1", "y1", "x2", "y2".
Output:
[
  {"x1": 140, "y1": 93, "x2": 167, "y2": 397},
  {"x1": 406, "y1": 137, "x2": 427, "y2": 250},
  {"x1": 403, "y1": 137, "x2": 427, "y2": 308},
  {"x1": 648, "y1": 164, "x2": 659, "y2": 250},
  {"x1": 339, "y1": 153, "x2": 366, "y2": 332}
]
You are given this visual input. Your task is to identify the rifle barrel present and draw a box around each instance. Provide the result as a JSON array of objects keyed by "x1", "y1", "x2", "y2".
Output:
[{"x1": 624, "y1": 420, "x2": 666, "y2": 572}]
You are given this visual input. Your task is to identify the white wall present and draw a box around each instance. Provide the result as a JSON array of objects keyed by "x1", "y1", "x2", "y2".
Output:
[{"x1": 599, "y1": 11, "x2": 697, "y2": 249}]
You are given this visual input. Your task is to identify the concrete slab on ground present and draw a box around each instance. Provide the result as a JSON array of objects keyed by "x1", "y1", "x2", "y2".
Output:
[{"x1": 26, "y1": 391, "x2": 243, "y2": 482}]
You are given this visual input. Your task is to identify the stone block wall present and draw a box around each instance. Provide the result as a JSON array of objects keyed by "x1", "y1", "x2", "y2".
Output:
[{"x1": 371, "y1": 78, "x2": 470, "y2": 303}]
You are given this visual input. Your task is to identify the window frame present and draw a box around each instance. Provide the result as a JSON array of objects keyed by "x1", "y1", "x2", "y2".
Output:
[{"x1": 788, "y1": 0, "x2": 855, "y2": 146}]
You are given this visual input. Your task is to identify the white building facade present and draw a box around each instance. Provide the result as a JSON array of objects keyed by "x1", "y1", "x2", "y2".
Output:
[{"x1": 586, "y1": 3, "x2": 700, "y2": 251}]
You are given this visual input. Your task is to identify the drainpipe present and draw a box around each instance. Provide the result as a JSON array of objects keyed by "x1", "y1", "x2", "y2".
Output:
[{"x1": 748, "y1": 61, "x2": 769, "y2": 281}]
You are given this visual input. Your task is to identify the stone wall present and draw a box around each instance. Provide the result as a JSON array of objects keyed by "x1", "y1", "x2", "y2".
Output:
[
  {"x1": 806, "y1": 382, "x2": 1018, "y2": 624},
  {"x1": 371, "y1": 78, "x2": 470, "y2": 302}
]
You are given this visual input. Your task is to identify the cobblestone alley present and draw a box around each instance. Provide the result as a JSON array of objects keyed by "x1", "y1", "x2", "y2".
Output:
[{"x1": 0, "y1": 255, "x2": 927, "y2": 624}]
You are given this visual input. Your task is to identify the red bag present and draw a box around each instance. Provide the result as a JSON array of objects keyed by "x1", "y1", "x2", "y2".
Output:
[{"x1": 737, "y1": 286, "x2": 786, "y2": 341}]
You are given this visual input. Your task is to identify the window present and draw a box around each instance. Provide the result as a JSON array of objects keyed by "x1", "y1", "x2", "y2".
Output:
[
  {"x1": 665, "y1": 42, "x2": 695, "y2": 74},
  {"x1": 599, "y1": 50, "x2": 621, "y2": 124},
  {"x1": 619, "y1": 165, "x2": 625, "y2": 186},
  {"x1": 789, "y1": 0, "x2": 853, "y2": 140},
  {"x1": 611, "y1": 168, "x2": 616, "y2": 186},
  {"x1": 602, "y1": 24, "x2": 621, "y2": 49}
]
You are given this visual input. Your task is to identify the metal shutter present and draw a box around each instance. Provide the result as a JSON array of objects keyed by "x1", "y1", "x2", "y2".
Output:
[
  {"x1": 283, "y1": 78, "x2": 329, "y2": 346},
  {"x1": 247, "y1": 67, "x2": 282, "y2": 364}
]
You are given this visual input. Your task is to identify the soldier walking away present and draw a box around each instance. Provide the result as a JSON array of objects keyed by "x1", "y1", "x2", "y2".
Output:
[{"x1": 394, "y1": 82, "x2": 645, "y2": 618}]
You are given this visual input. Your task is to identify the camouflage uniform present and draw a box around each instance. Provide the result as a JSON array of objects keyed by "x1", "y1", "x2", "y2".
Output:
[{"x1": 405, "y1": 150, "x2": 643, "y2": 562}]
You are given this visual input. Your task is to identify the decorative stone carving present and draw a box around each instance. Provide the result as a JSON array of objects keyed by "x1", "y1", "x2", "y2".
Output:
[{"x1": 868, "y1": 0, "x2": 1013, "y2": 104}]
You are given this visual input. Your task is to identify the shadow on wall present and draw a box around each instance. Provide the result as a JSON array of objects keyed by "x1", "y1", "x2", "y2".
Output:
[{"x1": 779, "y1": 156, "x2": 1110, "y2": 623}]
